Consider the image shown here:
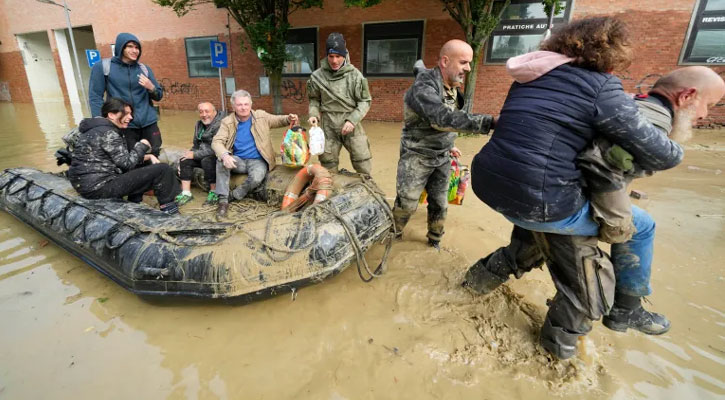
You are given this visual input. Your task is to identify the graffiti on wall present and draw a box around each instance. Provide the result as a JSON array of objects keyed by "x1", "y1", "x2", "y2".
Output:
[
  {"x1": 158, "y1": 78, "x2": 200, "y2": 97},
  {"x1": 0, "y1": 82, "x2": 10, "y2": 102},
  {"x1": 280, "y1": 79, "x2": 306, "y2": 103}
]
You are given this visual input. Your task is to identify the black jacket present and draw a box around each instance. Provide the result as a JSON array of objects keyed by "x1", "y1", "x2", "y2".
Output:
[
  {"x1": 401, "y1": 63, "x2": 493, "y2": 157},
  {"x1": 68, "y1": 118, "x2": 149, "y2": 195},
  {"x1": 472, "y1": 64, "x2": 683, "y2": 222},
  {"x1": 190, "y1": 112, "x2": 224, "y2": 159}
]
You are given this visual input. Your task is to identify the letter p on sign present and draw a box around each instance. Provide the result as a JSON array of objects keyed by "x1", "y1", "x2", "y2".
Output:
[{"x1": 210, "y1": 40, "x2": 228, "y2": 69}]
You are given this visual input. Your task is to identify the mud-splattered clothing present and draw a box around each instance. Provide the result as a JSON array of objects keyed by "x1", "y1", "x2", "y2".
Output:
[
  {"x1": 68, "y1": 117, "x2": 180, "y2": 204},
  {"x1": 578, "y1": 94, "x2": 674, "y2": 243},
  {"x1": 472, "y1": 64, "x2": 683, "y2": 223},
  {"x1": 393, "y1": 64, "x2": 493, "y2": 241},
  {"x1": 69, "y1": 117, "x2": 149, "y2": 195},
  {"x1": 307, "y1": 58, "x2": 372, "y2": 174}
]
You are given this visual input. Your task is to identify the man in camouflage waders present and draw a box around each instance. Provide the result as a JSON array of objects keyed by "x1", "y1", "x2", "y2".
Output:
[
  {"x1": 307, "y1": 33, "x2": 373, "y2": 175},
  {"x1": 392, "y1": 39, "x2": 494, "y2": 249}
]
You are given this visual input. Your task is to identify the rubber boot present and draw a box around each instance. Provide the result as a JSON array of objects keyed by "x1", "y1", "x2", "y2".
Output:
[
  {"x1": 539, "y1": 319, "x2": 579, "y2": 360},
  {"x1": 461, "y1": 253, "x2": 509, "y2": 295},
  {"x1": 602, "y1": 293, "x2": 670, "y2": 335}
]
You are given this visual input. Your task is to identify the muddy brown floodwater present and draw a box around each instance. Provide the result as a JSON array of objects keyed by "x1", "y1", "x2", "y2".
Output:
[{"x1": 1, "y1": 102, "x2": 724, "y2": 399}]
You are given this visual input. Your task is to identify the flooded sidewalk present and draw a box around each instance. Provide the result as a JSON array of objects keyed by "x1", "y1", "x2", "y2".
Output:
[{"x1": 1, "y1": 102, "x2": 724, "y2": 399}]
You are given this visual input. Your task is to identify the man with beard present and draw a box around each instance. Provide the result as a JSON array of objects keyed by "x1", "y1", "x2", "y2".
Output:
[
  {"x1": 307, "y1": 33, "x2": 372, "y2": 174},
  {"x1": 462, "y1": 17, "x2": 724, "y2": 360},
  {"x1": 577, "y1": 66, "x2": 725, "y2": 244},
  {"x1": 175, "y1": 102, "x2": 225, "y2": 206},
  {"x1": 392, "y1": 39, "x2": 494, "y2": 249}
]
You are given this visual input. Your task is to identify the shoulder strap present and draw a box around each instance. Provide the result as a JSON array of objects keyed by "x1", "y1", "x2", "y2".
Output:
[
  {"x1": 102, "y1": 58, "x2": 111, "y2": 76},
  {"x1": 138, "y1": 63, "x2": 149, "y2": 76},
  {"x1": 635, "y1": 98, "x2": 673, "y2": 134}
]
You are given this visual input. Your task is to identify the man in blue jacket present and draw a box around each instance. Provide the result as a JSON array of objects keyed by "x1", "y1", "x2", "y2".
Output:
[
  {"x1": 89, "y1": 33, "x2": 164, "y2": 156},
  {"x1": 463, "y1": 17, "x2": 724, "y2": 360}
]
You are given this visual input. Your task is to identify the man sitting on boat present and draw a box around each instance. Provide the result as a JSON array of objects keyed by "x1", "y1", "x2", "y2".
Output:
[
  {"x1": 175, "y1": 101, "x2": 224, "y2": 206},
  {"x1": 68, "y1": 97, "x2": 181, "y2": 214},
  {"x1": 211, "y1": 89, "x2": 298, "y2": 219}
]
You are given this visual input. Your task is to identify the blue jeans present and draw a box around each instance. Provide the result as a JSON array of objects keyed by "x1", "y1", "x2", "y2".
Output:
[{"x1": 507, "y1": 202, "x2": 655, "y2": 297}]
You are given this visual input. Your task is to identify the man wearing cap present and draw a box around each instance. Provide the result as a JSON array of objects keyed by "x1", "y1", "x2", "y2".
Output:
[{"x1": 307, "y1": 33, "x2": 373, "y2": 175}]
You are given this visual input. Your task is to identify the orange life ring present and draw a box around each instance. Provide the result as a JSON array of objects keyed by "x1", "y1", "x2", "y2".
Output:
[{"x1": 281, "y1": 164, "x2": 331, "y2": 210}]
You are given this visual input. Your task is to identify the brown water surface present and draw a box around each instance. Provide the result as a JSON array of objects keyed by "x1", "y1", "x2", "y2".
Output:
[{"x1": 1, "y1": 102, "x2": 724, "y2": 399}]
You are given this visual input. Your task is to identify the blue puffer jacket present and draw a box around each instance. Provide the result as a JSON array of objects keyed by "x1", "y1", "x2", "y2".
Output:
[
  {"x1": 472, "y1": 60, "x2": 683, "y2": 223},
  {"x1": 88, "y1": 33, "x2": 163, "y2": 129}
]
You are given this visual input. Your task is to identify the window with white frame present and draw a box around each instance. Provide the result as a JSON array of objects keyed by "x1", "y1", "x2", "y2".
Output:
[
  {"x1": 680, "y1": 0, "x2": 725, "y2": 64},
  {"x1": 485, "y1": 0, "x2": 573, "y2": 64},
  {"x1": 185, "y1": 36, "x2": 218, "y2": 78},
  {"x1": 284, "y1": 27, "x2": 317, "y2": 76},
  {"x1": 364, "y1": 20, "x2": 424, "y2": 77}
]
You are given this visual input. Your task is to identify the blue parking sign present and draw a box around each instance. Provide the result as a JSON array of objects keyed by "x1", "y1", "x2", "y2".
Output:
[
  {"x1": 210, "y1": 41, "x2": 228, "y2": 68},
  {"x1": 85, "y1": 49, "x2": 101, "y2": 68}
]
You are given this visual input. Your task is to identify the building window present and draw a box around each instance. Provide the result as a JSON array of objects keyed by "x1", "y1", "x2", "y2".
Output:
[
  {"x1": 185, "y1": 36, "x2": 218, "y2": 78},
  {"x1": 284, "y1": 27, "x2": 317, "y2": 76},
  {"x1": 485, "y1": 0, "x2": 573, "y2": 64},
  {"x1": 363, "y1": 20, "x2": 424, "y2": 77},
  {"x1": 680, "y1": 0, "x2": 725, "y2": 65}
]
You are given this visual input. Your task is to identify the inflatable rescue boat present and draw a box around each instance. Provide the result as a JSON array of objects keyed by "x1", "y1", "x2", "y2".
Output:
[{"x1": 0, "y1": 165, "x2": 393, "y2": 302}]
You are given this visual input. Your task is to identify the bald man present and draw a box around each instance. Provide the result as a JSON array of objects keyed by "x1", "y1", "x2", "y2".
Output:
[
  {"x1": 392, "y1": 39, "x2": 494, "y2": 249},
  {"x1": 578, "y1": 66, "x2": 725, "y2": 245},
  {"x1": 176, "y1": 102, "x2": 225, "y2": 206}
]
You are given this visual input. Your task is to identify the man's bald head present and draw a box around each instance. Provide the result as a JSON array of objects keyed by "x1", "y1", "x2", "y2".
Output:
[
  {"x1": 652, "y1": 66, "x2": 725, "y2": 116},
  {"x1": 438, "y1": 39, "x2": 474, "y2": 88}
]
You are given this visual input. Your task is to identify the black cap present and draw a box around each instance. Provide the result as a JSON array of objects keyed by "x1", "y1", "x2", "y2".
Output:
[{"x1": 326, "y1": 33, "x2": 347, "y2": 56}]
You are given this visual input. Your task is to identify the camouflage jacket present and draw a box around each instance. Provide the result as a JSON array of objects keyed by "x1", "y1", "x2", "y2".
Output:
[
  {"x1": 307, "y1": 58, "x2": 371, "y2": 130},
  {"x1": 68, "y1": 117, "x2": 148, "y2": 195},
  {"x1": 401, "y1": 63, "x2": 493, "y2": 157},
  {"x1": 190, "y1": 112, "x2": 224, "y2": 159}
]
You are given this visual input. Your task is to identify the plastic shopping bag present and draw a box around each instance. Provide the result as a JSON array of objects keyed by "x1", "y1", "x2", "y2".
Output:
[
  {"x1": 280, "y1": 125, "x2": 310, "y2": 167},
  {"x1": 419, "y1": 158, "x2": 470, "y2": 205},
  {"x1": 308, "y1": 125, "x2": 325, "y2": 156}
]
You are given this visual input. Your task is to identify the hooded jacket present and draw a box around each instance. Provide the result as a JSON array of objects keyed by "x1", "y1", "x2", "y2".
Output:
[
  {"x1": 190, "y1": 112, "x2": 224, "y2": 159},
  {"x1": 401, "y1": 62, "x2": 493, "y2": 157},
  {"x1": 307, "y1": 58, "x2": 371, "y2": 130},
  {"x1": 471, "y1": 51, "x2": 683, "y2": 223},
  {"x1": 88, "y1": 33, "x2": 163, "y2": 129},
  {"x1": 68, "y1": 117, "x2": 149, "y2": 196}
]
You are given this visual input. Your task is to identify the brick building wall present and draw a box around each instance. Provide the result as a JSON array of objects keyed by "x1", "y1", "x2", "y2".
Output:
[{"x1": 0, "y1": 0, "x2": 722, "y2": 124}]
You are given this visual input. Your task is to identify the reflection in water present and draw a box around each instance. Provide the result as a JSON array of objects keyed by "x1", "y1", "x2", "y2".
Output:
[{"x1": 1, "y1": 101, "x2": 725, "y2": 399}]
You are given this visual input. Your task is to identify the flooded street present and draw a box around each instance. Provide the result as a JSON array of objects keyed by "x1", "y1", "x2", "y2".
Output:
[{"x1": 1, "y1": 101, "x2": 724, "y2": 399}]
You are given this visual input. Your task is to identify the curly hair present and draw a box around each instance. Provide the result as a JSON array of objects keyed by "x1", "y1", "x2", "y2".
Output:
[{"x1": 540, "y1": 16, "x2": 633, "y2": 73}]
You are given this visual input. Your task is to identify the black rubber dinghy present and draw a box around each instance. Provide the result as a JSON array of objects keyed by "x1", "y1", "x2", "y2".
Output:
[{"x1": 0, "y1": 167, "x2": 393, "y2": 302}]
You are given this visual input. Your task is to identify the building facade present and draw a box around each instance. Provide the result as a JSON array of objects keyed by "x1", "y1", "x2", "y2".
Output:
[{"x1": 1, "y1": 0, "x2": 723, "y2": 125}]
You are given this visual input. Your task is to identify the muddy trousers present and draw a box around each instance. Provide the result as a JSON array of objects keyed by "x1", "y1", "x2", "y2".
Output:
[
  {"x1": 392, "y1": 147, "x2": 450, "y2": 242},
  {"x1": 179, "y1": 155, "x2": 216, "y2": 185},
  {"x1": 319, "y1": 119, "x2": 372, "y2": 175},
  {"x1": 474, "y1": 226, "x2": 613, "y2": 341},
  {"x1": 215, "y1": 156, "x2": 267, "y2": 203},
  {"x1": 84, "y1": 163, "x2": 180, "y2": 206}
]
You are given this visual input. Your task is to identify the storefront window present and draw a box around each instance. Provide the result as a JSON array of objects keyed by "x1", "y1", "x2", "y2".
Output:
[
  {"x1": 485, "y1": 0, "x2": 573, "y2": 64},
  {"x1": 284, "y1": 28, "x2": 317, "y2": 76},
  {"x1": 185, "y1": 36, "x2": 218, "y2": 78},
  {"x1": 680, "y1": 0, "x2": 725, "y2": 64},
  {"x1": 364, "y1": 21, "x2": 424, "y2": 76}
]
